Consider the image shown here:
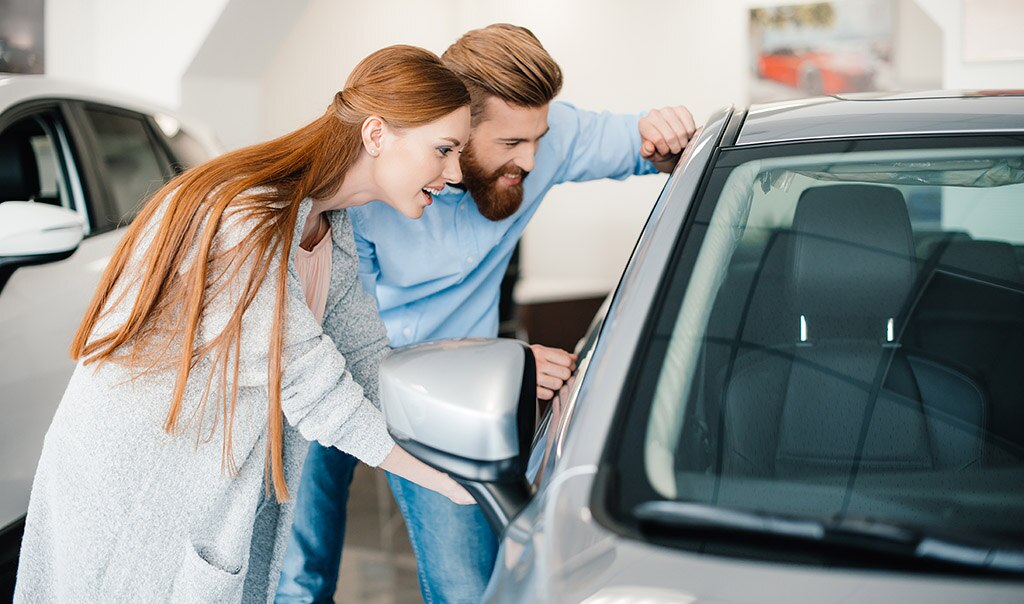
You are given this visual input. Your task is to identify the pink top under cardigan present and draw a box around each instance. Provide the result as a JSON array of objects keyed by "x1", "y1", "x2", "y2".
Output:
[{"x1": 294, "y1": 216, "x2": 332, "y2": 323}]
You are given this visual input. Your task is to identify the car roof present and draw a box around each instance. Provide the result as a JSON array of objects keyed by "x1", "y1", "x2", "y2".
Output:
[
  {"x1": 736, "y1": 90, "x2": 1024, "y2": 146},
  {"x1": 0, "y1": 75, "x2": 221, "y2": 153},
  {"x1": 0, "y1": 75, "x2": 187, "y2": 117}
]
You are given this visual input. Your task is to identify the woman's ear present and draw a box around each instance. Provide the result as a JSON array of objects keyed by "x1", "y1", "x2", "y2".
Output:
[{"x1": 361, "y1": 116, "x2": 386, "y2": 157}]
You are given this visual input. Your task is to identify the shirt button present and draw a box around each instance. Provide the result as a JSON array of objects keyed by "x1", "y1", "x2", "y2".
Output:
[
  {"x1": 466, "y1": 256, "x2": 474, "y2": 264},
  {"x1": 402, "y1": 327, "x2": 412, "y2": 337}
]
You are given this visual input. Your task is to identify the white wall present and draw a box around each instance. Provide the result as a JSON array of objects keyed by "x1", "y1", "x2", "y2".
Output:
[
  {"x1": 258, "y1": 0, "x2": 461, "y2": 142},
  {"x1": 894, "y1": 0, "x2": 944, "y2": 90},
  {"x1": 180, "y1": 76, "x2": 261, "y2": 151},
  {"x1": 917, "y1": 0, "x2": 1024, "y2": 89},
  {"x1": 180, "y1": 0, "x2": 311, "y2": 151},
  {"x1": 44, "y1": 0, "x2": 1024, "y2": 304},
  {"x1": 45, "y1": 0, "x2": 228, "y2": 108}
]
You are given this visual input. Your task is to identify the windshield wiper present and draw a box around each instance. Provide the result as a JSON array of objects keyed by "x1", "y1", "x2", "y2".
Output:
[{"x1": 634, "y1": 500, "x2": 1024, "y2": 574}]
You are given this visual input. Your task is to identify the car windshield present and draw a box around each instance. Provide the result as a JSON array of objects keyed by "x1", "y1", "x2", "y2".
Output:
[{"x1": 625, "y1": 138, "x2": 1024, "y2": 566}]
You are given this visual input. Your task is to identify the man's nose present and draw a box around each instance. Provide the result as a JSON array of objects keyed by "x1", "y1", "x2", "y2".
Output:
[{"x1": 515, "y1": 146, "x2": 536, "y2": 174}]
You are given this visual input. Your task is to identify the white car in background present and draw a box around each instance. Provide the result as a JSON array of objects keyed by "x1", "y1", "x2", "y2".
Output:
[{"x1": 0, "y1": 76, "x2": 219, "y2": 597}]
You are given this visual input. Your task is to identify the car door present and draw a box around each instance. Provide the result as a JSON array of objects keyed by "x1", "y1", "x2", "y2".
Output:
[
  {"x1": 0, "y1": 98, "x2": 206, "y2": 542},
  {"x1": 0, "y1": 100, "x2": 100, "y2": 539}
]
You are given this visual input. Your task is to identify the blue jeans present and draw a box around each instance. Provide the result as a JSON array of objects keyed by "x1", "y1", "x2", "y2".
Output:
[
  {"x1": 276, "y1": 442, "x2": 498, "y2": 603},
  {"x1": 386, "y1": 472, "x2": 498, "y2": 603},
  {"x1": 275, "y1": 442, "x2": 358, "y2": 603}
]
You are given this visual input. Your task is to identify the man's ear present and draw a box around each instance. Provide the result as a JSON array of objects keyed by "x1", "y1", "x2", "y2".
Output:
[{"x1": 361, "y1": 115, "x2": 386, "y2": 157}]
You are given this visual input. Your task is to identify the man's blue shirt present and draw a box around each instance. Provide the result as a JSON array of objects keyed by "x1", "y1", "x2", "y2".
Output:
[{"x1": 348, "y1": 101, "x2": 657, "y2": 347}]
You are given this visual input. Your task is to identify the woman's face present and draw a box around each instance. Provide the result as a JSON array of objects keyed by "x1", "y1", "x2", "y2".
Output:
[{"x1": 373, "y1": 106, "x2": 471, "y2": 218}]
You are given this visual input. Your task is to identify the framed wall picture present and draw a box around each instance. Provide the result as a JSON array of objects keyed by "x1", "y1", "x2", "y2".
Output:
[
  {"x1": 749, "y1": 1, "x2": 894, "y2": 103},
  {"x1": 0, "y1": 0, "x2": 45, "y2": 74}
]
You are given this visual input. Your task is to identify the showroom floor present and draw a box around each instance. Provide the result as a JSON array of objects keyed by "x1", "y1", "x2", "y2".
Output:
[{"x1": 332, "y1": 464, "x2": 421, "y2": 603}]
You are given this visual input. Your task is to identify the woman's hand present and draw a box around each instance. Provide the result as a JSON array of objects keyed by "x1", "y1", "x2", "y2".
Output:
[
  {"x1": 436, "y1": 474, "x2": 475, "y2": 505},
  {"x1": 378, "y1": 444, "x2": 475, "y2": 505}
]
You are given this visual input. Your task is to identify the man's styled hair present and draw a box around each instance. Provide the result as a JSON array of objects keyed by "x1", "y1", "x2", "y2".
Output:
[{"x1": 442, "y1": 23, "x2": 563, "y2": 122}]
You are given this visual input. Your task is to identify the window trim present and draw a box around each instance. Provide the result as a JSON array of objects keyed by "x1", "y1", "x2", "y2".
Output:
[
  {"x1": 68, "y1": 101, "x2": 176, "y2": 234},
  {"x1": 0, "y1": 100, "x2": 93, "y2": 236},
  {"x1": 146, "y1": 114, "x2": 206, "y2": 176}
]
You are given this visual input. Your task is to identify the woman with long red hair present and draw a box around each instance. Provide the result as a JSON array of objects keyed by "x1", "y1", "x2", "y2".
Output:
[{"x1": 15, "y1": 45, "x2": 472, "y2": 603}]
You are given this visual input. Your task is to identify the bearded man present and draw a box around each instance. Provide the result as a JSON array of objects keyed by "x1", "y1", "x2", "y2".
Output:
[{"x1": 277, "y1": 23, "x2": 696, "y2": 604}]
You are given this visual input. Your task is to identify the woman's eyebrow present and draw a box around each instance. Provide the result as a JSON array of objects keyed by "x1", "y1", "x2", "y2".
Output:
[{"x1": 440, "y1": 137, "x2": 462, "y2": 146}]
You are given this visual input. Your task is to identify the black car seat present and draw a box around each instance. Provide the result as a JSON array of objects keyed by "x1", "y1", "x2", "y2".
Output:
[
  {"x1": 721, "y1": 185, "x2": 988, "y2": 482},
  {"x1": 908, "y1": 239, "x2": 1024, "y2": 463},
  {"x1": 913, "y1": 229, "x2": 970, "y2": 260},
  {"x1": 0, "y1": 132, "x2": 40, "y2": 204}
]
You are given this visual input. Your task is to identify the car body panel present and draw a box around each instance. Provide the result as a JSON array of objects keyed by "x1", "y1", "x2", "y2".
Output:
[
  {"x1": 492, "y1": 471, "x2": 1024, "y2": 604},
  {"x1": 0, "y1": 76, "x2": 220, "y2": 154},
  {"x1": 482, "y1": 93, "x2": 1024, "y2": 602},
  {"x1": 738, "y1": 94, "x2": 1024, "y2": 146}
]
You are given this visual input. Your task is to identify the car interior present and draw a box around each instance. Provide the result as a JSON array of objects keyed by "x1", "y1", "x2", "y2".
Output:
[
  {"x1": 0, "y1": 115, "x2": 65, "y2": 208},
  {"x1": 644, "y1": 151, "x2": 1024, "y2": 540},
  {"x1": 714, "y1": 184, "x2": 992, "y2": 480}
]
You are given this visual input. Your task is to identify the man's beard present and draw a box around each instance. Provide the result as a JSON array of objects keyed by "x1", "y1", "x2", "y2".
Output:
[{"x1": 460, "y1": 146, "x2": 527, "y2": 222}]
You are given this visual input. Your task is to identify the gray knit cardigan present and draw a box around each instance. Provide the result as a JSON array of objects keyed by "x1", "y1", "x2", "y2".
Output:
[{"x1": 15, "y1": 196, "x2": 395, "y2": 603}]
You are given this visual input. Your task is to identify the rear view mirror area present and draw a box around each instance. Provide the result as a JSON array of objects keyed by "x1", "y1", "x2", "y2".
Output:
[{"x1": 380, "y1": 338, "x2": 537, "y2": 533}]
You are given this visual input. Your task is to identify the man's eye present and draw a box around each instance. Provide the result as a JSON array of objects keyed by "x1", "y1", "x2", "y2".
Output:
[{"x1": 504, "y1": 142, "x2": 518, "y2": 148}]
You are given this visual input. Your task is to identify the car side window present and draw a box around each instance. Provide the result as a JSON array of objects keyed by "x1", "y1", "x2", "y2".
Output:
[
  {"x1": 0, "y1": 110, "x2": 85, "y2": 227},
  {"x1": 611, "y1": 140, "x2": 1024, "y2": 562},
  {"x1": 81, "y1": 106, "x2": 170, "y2": 229}
]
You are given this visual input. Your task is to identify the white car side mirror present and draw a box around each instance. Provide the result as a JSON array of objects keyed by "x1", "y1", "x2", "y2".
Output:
[
  {"x1": 0, "y1": 201, "x2": 84, "y2": 259},
  {"x1": 0, "y1": 202, "x2": 85, "y2": 293}
]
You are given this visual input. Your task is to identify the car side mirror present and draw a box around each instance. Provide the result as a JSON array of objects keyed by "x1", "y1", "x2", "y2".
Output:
[
  {"x1": 0, "y1": 202, "x2": 84, "y2": 292},
  {"x1": 380, "y1": 338, "x2": 537, "y2": 534}
]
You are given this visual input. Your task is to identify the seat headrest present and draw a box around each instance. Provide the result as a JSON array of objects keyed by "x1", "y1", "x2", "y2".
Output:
[
  {"x1": 0, "y1": 136, "x2": 39, "y2": 203},
  {"x1": 789, "y1": 185, "x2": 916, "y2": 320}
]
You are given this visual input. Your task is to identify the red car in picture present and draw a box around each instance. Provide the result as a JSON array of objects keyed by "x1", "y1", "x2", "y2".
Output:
[{"x1": 758, "y1": 47, "x2": 876, "y2": 95}]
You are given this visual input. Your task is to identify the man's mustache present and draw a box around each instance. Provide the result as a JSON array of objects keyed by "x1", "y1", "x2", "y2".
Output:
[{"x1": 494, "y1": 164, "x2": 528, "y2": 181}]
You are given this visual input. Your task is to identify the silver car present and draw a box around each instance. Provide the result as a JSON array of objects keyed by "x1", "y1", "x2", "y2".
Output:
[
  {"x1": 381, "y1": 91, "x2": 1024, "y2": 602},
  {"x1": 0, "y1": 76, "x2": 219, "y2": 597}
]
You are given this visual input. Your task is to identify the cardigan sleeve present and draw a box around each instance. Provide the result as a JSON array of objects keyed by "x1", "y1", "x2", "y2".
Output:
[
  {"x1": 320, "y1": 221, "x2": 391, "y2": 413},
  {"x1": 208, "y1": 212, "x2": 395, "y2": 467}
]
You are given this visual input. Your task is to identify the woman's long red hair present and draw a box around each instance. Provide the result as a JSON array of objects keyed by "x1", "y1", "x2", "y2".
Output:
[{"x1": 69, "y1": 46, "x2": 469, "y2": 501}]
